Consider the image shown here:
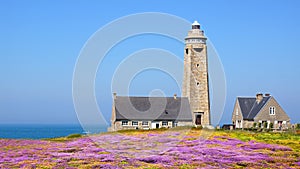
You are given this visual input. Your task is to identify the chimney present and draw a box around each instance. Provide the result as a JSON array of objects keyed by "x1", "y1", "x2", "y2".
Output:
[
  {"x1": 256, "y1": 93, "x2": 263, "y2": 103},
  {"x1": 265, "y1": 93, "x2": 271, "y2": 97},
  {"x1": 174, "y1": 94, "x2": 177, "y2": 100},
  {"x1": 113, "y1": 92, "x2": 117, "y2": 100}
]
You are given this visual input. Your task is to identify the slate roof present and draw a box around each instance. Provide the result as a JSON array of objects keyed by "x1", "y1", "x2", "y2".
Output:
[
  {"x1": 114, "y1": 96, "x2": 192, "y2": 121},
  {"x1": 237, "y1": 96, "x2": 271, "y2": 120}
]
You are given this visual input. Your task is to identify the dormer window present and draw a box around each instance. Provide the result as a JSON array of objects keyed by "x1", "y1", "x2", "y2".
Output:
[{"x1": 269, "y1": 107, "x2": 275, "y2": 115}]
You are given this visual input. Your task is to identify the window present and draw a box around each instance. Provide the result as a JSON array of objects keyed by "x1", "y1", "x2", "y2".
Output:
[
  {"x1": 174, "y1": 122, "x2": 178, "y2": 127},
  {"x1": 236, "y1": 109, "x2": 239, "y2": 116},
  {"x1": 162, "y1": 121, "x2": 168, "y2": 126},
  {"x1": 196, "y1": 63, "x2": 200, "y2": 67},
  {"x1": 185, "y1": 48, "x2": 188, "y2": 54},
  {"x1": 142, "y1": 121, "x2": 148, "y2": 126},
  {"x1": 269, "y1": 107, "x2": 275, "y2": 115},
  {"x1": 132, "y1": 121, "x2": 138, "y2": 126},
  {"x1": 196, "y1": 82, "x2": 200, "y2": 86},
  {"x1": 122, "y1": 121, "x2": 128, "y2": 126}
]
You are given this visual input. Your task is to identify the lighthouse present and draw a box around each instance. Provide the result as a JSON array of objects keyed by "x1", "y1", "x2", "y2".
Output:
[{"x1": 182, "y1": 21, "x2": 211, "y2": 126}]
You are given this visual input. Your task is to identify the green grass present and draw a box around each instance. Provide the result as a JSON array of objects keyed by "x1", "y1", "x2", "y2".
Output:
[
  {"x1": 43, "y1": 133, "x2": 82, "y2": 142},
  {"x1": 216, "y1": 130, "x2": 300, "y2": 151},
  {"x1": 43, "y1": 129, "x2": 300, "y2": 152},
  {"x1": 66, "y1": 133, "x2": 82, "y2": 139}
]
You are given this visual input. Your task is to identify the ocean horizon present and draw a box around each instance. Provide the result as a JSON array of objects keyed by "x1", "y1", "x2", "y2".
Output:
[{"x1": 0, "y1": 124, "x2": 107, "y2": 139}]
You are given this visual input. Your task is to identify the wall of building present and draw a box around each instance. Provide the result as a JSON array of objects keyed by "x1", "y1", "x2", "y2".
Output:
[
  {"x1": 109, "y1": 120, "x2": 192, "y2": 131},
  {"x1": 177, "y1": 121, "x2": 193, "y2": 127},
  {"x1": 254, "y1": 97, "x2": 291, "y2": 129},
  {"x1": 231, "y1": 100, "x2": 244, "y2": 129},
  {"x1": 243, "y1": 120, "x2": 254, "y2": 129}
]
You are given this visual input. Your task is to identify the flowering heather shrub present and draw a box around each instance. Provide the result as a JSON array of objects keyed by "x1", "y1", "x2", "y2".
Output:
[{"x1": 0, "y1": 130, "x2": 299, "y2": 168}]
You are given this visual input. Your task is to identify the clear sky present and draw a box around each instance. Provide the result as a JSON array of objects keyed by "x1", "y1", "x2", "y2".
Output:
[{"x1": 1, "y1": 0, "x2": 300, "y2": 125}]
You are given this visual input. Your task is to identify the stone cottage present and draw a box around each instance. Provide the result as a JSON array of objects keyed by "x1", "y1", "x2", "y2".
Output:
[
  {"x1": 232, "y1": 93, "x2": 291, "y2": 130},
  {"x1": 108, "y1": 94, "x2": 193, "y2": 131}
]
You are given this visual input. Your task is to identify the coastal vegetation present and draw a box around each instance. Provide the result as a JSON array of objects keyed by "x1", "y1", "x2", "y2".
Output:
[{"x1": 0, "y1": 128, "x2": 299, "y2": 168}]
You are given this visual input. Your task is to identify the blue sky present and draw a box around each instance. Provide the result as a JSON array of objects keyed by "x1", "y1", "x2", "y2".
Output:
[{"x1": 1, "y1": 0, "x2": 300, "y2": 125}]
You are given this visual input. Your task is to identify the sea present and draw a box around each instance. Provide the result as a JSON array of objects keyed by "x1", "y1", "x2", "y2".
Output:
[{"x1": 0, "y1": 124, "x2": 107, "y2": 139}]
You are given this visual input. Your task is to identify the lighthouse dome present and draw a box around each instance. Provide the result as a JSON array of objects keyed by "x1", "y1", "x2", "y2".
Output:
[{"x1": 192, "y1": 21, "x2": 200, "y2": 29}]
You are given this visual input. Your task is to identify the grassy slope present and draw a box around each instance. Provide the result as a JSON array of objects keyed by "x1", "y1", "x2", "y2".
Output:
[{"x1": 215, "y1": 130, "x2": 300, "y2": 151}]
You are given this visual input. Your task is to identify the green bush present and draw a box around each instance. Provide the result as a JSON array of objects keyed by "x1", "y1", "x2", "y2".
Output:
[
  {"x1": 263, "y1": 122, "x2": 268, "y2": 129},
  {"x1": 269, "y1": 122, "x2": 273, "y2": 129},
  {"x1": 247, "y1": 127, "x2": 255, "y2": 132},
  {"x1": 253, "y1": 123, "x2": 257, "y2": 128},
  {"x1": 296, "y1": 123, "x2": 300, "y2": 129}
]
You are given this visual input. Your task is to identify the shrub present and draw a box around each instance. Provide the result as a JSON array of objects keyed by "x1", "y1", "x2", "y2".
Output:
[
  {"x1": 253, "y1": 123, "x2": 257, "y2": 128},
  {"x1": 247, "y1": 127, "x2": 255, "y2": 131},
  {"x1": 296, "y1": 123, "x2": 300, "y2": 129},
  {"x1": 263, "y1": 122, "x2": 268, "y2": 129},
  {"x1": 269, "y1": 122, "x2": 273, "y2": 129}
]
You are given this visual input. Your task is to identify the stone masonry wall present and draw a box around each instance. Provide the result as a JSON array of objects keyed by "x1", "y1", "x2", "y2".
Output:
[{"x1": 182, "y1": 34, "x2": 210, "y2": 126}]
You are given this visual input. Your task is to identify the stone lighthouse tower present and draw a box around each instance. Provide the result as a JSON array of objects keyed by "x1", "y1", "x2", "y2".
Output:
[{"x1": 182, "y1": 21, "x2": 211, "y2": 126}]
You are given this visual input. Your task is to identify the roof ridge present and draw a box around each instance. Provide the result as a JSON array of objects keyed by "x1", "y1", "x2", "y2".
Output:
[
  {"x1": 237, "y1": 98, "x2": 255, "y2": 118},
  {"x1": 255, "y1": 96, "x2": 272, "y2": 116},
  {"x1": 247, "y1": 97, "x2": 271, "y2": 119},
  {"x1": 246, "y1": 100, "x2": 257, "y2": 119},
  {"x1": 237, "y1": 96, "x2": 255, "y2": 98}
]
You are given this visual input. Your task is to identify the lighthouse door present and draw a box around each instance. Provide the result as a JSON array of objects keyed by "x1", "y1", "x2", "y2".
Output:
[{"x1": 195, "y1": 115, "x2": 202, "y2": 125}]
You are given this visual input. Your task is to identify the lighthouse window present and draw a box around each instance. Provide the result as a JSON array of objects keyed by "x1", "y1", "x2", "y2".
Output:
[
  {"x1": 196, "y1": 64, "x2": 199, "y2": 67},
  {"x1": 196, "y1": 82, "x2": 200, "y2": 86},
  {"x1": 185, "y1": 48, "x2": 188, "y2": 54}
]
